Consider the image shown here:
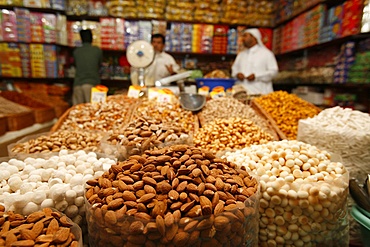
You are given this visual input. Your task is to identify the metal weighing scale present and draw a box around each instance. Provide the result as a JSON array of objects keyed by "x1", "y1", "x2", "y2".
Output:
[{"x1": 126, "y1": 40, "x2": 206, "y2": 111}]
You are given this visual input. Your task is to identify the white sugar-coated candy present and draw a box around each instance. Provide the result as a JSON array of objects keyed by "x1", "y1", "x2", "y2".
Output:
[
  {"x1": 87, "y1": 152, "x2": 97, "y2": 158},
  {"x1": 43, "y1": 159, "x2": 57, "y2": 169},
  {"x1": 65, "y1": 190, "x2": 77, "y2": 203},
  {"x1": 76, "y1": 164, "x2": 87, "y2": 174},
  {"x1": 94, "y1": 171, "x2": 104, "y2": 178},
  {"x1": 73, "y1": 185, "x2": 84, "y2": 197},
  {"x1": 92, "y1": 160, "x2": 103, "y2": 171},
  {"x1": 69, "y1": 174, "x2": 84, "y2": 187},
  {"x1": 8, "y1": 159, "x2": 25, "y2": 170},
  {"x1": 57, "y1": 162, "x2": 66, "y2": 169},
  {"x1": 24, "y1": 165, "x2": 37, "y2": 174},
  {"x1": 87, "y1": 156, "x2": 97, "y2": 164},
  {"x1": 65, "y1": 205, "x2": 79, "y2": 218},
  {"x1": 55, "y1": 200, "x2": 68, "y2": 211},
  {"x1": 20, "y1": 183, "x2": 34, "y2": 194},
  {"x1": 0, "y1": 170, "x2": 10, "y2": 180},
  {"x1": 83, "y1": 174, "x2": 94, "y2": 183},
  {"x1": 8, "y1": 176, "x2": 22, "y2": 192},
  {"x1": 102, "y1": 162, "x2": 113, "y2": 171},
  {"x1": 66, "y1": 165, "x2": 77, "y2": 172},
  {"x1": 59, "y1": 149, "x2": 69, "y2": 156},
  {"x1": 28, "y1": 174, "x2": 42, "y2": 183},
  {"x1": 13, "y1": 195, "x2": 28, "y2": 208},
  {"x1": 40, "y1": 198, "x2": 54, "y2": 208},
  {"x1": 32, "y1": 191, "x2": 47, "y2": 204},
  {"x1": 74, "y1": 196, "x2": 84, "y2": 207},
  {"x1": 53, "y1": 170, "x2": 66, "y2": 181},
  {"x1": 48, "y1": 178, "x2": 63, "y2": 187},
  {"x1": 83, "y1": 168, "x2": 94, "y2": 175},
  {"x1": 64, "y1": 173, "x2": 72, "y2": 183},
  {"x1": 23, "y1": 202, "x2": 39, "y2": 215},
  {"x1": 77, "y1": 155, "x2": 88, "y2": 161},
  {"x1": 51, "y1": 185, "x2": 67, "y2": 201},
  {"x1": 6, "y1": 165, "x2": 19, "y2": 175},
  {"x1": 41, "y1": 169, "x2": 52, "y2": 181}
]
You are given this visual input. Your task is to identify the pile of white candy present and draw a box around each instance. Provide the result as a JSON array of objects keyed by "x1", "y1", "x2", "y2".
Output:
[
  {"x1": 297, "y1": 106, "x2": 370, "y2": 167},
  {"x1": 223, "y1": 140, "x2": 349, "y2": 247},
  {"x1": 0, "y1": 150, "x2": 116, "y2": 224}
]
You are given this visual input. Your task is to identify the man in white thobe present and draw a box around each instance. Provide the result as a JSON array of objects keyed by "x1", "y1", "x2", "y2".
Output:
[{"x1": 231, "y1": 28, "x2": 278, "y2": 95}]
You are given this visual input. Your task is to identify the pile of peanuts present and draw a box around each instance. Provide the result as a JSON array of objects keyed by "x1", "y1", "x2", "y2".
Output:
[
  {"x1": 103, "y1": 117, "x2": 190, "y2": 159},
  {"x1": 223, "y1": 140, "x2": 349, "y2": 247},
  {"x1": 10, "y1": 130, "x2": 103, "y2": 155},
  {"x1": 0, "y1": 207, "x2": 81, "y2": 247},
  {"x1": 58, "y1": 97, "x2": 137, "y2": 132},
  {"x1": 199, "y1": 97, "x2": 277, "y2": 138},
  {"x1": 132, "y1": 99, "x2": 197, "y2": 134},
  {"x1": 254, "y1": 91, "x2": 321, "y2": 140},
  {"x1": 85, "y1": 145, "x2": 259, "y2": 247},
  {"x1": 194, "y1": 117, "x2": 274, "y2": 154}
]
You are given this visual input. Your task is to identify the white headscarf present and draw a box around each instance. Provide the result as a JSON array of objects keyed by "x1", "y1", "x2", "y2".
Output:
[{"x1": 243, "y1": 28, "x2": 265, "y2": 47}]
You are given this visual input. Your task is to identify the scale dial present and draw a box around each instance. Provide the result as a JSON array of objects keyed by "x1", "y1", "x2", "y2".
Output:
[{"x1": 126, "y1": 40, "x2": 155, "y2": 68}]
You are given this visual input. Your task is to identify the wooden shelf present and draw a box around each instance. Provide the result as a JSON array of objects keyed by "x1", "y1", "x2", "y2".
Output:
[{"x1": 0, "y1": 5, "x2": 65, "y2": 14}]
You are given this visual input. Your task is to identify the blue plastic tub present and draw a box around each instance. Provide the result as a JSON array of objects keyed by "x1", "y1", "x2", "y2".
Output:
[
  {"x1": 195, "y1": 78, "x2": 237, "y2": 91},
  {"x1": 351, "y1": 205, "x2": 370, "y2": 247}
]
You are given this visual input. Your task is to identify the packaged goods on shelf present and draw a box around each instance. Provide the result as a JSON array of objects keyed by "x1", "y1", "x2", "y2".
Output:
[
  {"x1": 56, "y1": 14, "x2": 67, "y2": 45},
  {"x1": 30, "y1": 44, "x2": 46, "y2": 78},
  {"x1": 342, "y1": 0, "x2": 362, "y2": 37},
  {"x1": 85, "y1": 145, "x2": 260, "y2": 247},
  {"x1": 227, "y1": 27, "x2": 238, "y2": 54},
  {"x1": 100, "y1": 17, "x2": 125, "y2": 50},
  {"x1": 194, "y1": 1, "x2": 221, "y2": 24},
  {"x1": 348, "y1": 51, "x2": 370, "y2": 84},
  {"x1": 19, "y1": 44, "x2": 31, "y2": 77},
  {"x1": 167, "y1": 23, "x2": 192, "y2": 52},
  {"x1": 297, "y1": 106, "x2": 370, "y2": 168},
  {"x1": 106, "y1": 0, "x2": 137, "y2": 18},
  {"x1": 51, "y1": 0, "x2": 66, "y2": 10},
  {"x1": 0, "y1": 207, "x2": 83, "y2": 246},
  {"x1": 1, "y1": 9, "x2": 18, "y2": 42},
  {"x1": 88, "y1": 0, "x2": 108, "y2": 16},
  {"x1": 151, "y1": 19, "x2": 167, "y2": 36},
  {"x1": 212, "y1": 25, "x2": 228, "y2": 54},
  {"x1": 165, "y1": 0, "x2": 194, "y2": 21},
  {"x1": 0, "y1": 43, "x2": 22, "y2": 77},
  {"x1": 334, "y1": 41, "x2": 356, "y2": 84},
  {"x1": 124, "y1": 20, "x2": 139, "y2": 49},
  {"x1": 253, "y1": 91, "x2": 321, "y2": 140},
  {"x1": 136, "y1": 0, "x2": 166, "y2": 19},
  {"x1": 138, "y1": 20, "x2": 152, "y2": 43},
  {"x1": 192, "y1": 24, "x2": 213, "y2": 54},
  {"x1": 30, "y1": 12, "x2": 44, "y2": 42},
  {"x1": 15, "y1": 7, "x2": 31, "y2": 42},
  {"x1": 23, "y1": 0, "x2": 51, "y2": 8},
  {"x1": 221, "y1": 0, "x2": 247, "y2": 25},
  {"x1": 66, "y1": 0, "x2": 88, "y2": 16},
  {"x1": 224, "y1": 140, "x2": 349, "y2": 246}
]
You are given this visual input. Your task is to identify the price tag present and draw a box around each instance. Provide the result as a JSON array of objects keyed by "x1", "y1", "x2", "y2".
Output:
[
  {"x1": 91, "y1": 85, "x2": 108, "y2": 103},
  {"x1": 210, "y1": 86, "x2": 226, "y2": 99},
  {"x1": 148, "y1": 88, "x2": 160, "y2": 100},
  {"x1": 127, "y1": 85, "x2": 142, "y2": 98},
  {"x1": 157, "y1": 88, "x2": 175, "y2": 103}
]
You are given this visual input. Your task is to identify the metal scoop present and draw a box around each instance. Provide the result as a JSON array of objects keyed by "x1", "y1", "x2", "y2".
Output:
[{"x1": 178, "y1": 92, "x2": 206, "y2": 112}]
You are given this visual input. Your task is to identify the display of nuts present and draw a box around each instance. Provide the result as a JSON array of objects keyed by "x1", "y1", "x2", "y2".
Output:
[
  {"x1": 58, "y1": 95, "x2": 138, "y2": 132},
  {"x1": 194, "y1": 117, "x2": 273, "y2": 154},
  {"x1": 199, "y1": 97, "x2": 277, "y2": 138},
  {"x1": 131, "y1": 98, "x2": 197, "y2": 134},
  {"x1": 254, "y1": 91, "x2": 321, "y2": 139},
  {"x1": 103, "y1": 117, "x2": 190, "y2": 159},
  {"x1": 10, "y1": 130, "x2": 103, "y2": 154},
  {"x1": 0, "y1": 207, "x2": 80, "y2": 247},
  {"x1": 224, "y1": 140, "x2": 349, "y2": 246},
  {"x1": 85, "y1": 145, "x2": 259, "y2": 246}
]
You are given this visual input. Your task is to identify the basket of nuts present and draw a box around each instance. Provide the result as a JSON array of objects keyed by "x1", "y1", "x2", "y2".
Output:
[
  {"x1": 0, "y1": 207, "x2": 83, "y2": 247},
  {"x1": 85, "y1": 145, "x2": 260, "y2": 247}
]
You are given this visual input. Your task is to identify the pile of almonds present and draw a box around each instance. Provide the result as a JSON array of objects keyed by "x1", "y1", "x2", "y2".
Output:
[
  {"x1": 131, "y1": 99, "x2": 197, "y2": 134},
  {"x1": 103, "y1": 117, "x2": 190, "y2": 159},
  {"x1": 194, "y1": 117, "x2": 274, "y2": 154},
  {"x1": 85, "y1": 145, "x2": 259, "y2": 247},
  {"x1": 0, "y1": 206, "x2": 80, "y2": 247},
  {"x1": 10, "y1": 130, "x2": 103, "y2": 155}
]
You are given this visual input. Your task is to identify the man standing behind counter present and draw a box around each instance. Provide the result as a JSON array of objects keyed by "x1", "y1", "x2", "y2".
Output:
[
  {"x1": 231, "y1": 28, "x2": 278, "y2": 95},
  {"x1": 72, "y1": 29, "x2": 103, "y2": 105},
  {"x1": 148, "y1": 33, "x2": 180, "y2": 83}
]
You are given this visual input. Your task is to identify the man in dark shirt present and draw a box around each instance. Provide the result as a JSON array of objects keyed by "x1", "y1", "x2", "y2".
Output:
[{"x1": 72, "y1": 29, "x2": 103, "y2": 105}]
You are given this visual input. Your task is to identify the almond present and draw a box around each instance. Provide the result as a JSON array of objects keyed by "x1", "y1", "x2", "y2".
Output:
[
  {"x1": 155, "y1": 215, "x2": 165, "y2": 236},
  {"x1": 215, "y1": 178, "x2": 225, "y2": 191},
  {"x1": 25, "y1": 212, "x2": 45, "y2": 223},
  {"x1": 20, "y1": 229, "x2": 36, "y2": 240},
  {"x1": 122, "y1": 191, "x2": 137, "y2": 201},
  {"x1": 104, "y1": 210, "x2": 117, "y2": 225},
  {"x1": 164, "y1": 223, "x2": 178, "y2": 241},
  {"x1": 180, "y1": 201, "x2": 195, "y2": 213},
  {"x1": 168, "y1": 190, "x2": 179, "y2": 200},
  {"x1": 188, "y1": 230, "x2": 200, "y2": 245},
  {"x1": 214, "y1": 216, "x2": 230, "y2": 230},
  {"x1": 9, "y1": 240, "x2": 35, "y2": 246},
  {"x1": 156, "y1": 181, "x2": 172, "y2": 194},
  {"x1": 102, "y1": 187, "x2": 116, "y2": 197},
  {"x1": 164, "y1": 213, "x2": 174, "y2": 227},
  {"x1": 5, "y1": 232, "x2": 18, "y2": 246},
  {"x1": 42, "y1": 208, "x2": 53, "y2": 217},
  {"x1": 144, "y1": 222, "x2": 158, "y2": 233},
  {"x1": 196, "y1": 216, "x2": 214, "y2": 230},
  {"x1": 52, "y1": 227, "x2": 70, "y2": 244},
  {"x1": 134, "y1": 212, "x2": 151, "y2": 221},
  {"x1": 142, "y1": 177, "x2": 157, "y2": 187},
  {"x1": 143, "y1": 185, "x2": 156, "y2": 194},
  {"x1": 35, "y1": 234, "x2": 53, "y2": 243},
  {"x1": 137, "y1": 193, "x2": 156, "y2": 203},
  {"x1": 191, "y1": 168, "x2": 202, "y2": 177},
  {"x1": 46, "y1": 219, "x2": 59, "y2": 235},
  {"x1": 108, "y1": 198, "x2": 124, "y2": 210},
  {"x1": 176, "y1": 181, "x2": 188, "y2": 193},
  {"x1": 184, "y1": 220, "x2": 198, "y2": 232},
  {"x1": 186, "y1": 205, "x2": 202, "y2": 218},
  {"x1": 172, "y1": 232, "x2": 189, "y2": 246},
  {"x1": 58, "y1": 216, "x2": 73, "y2": 227},
  {"x1": 156, "y1": 155, "x2": 171, "y2": 163},
  {"x1": 171, "y1": 145, "x2": 188, "y2": 152},
  {"x1": 129, "y1": 221, "x2": 144, "y2": 235},
  {"x1": 130, "y1": 163, "x2": 142, "y2": 173}
]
